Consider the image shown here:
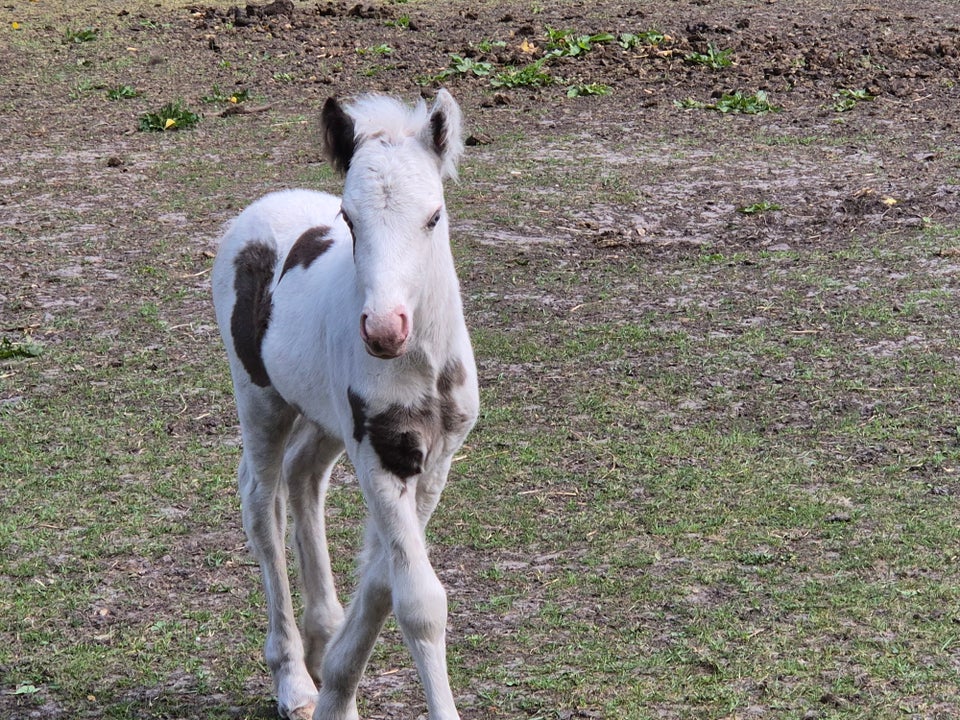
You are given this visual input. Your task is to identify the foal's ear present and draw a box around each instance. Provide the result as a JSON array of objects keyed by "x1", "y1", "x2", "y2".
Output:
[
  {"x1": 423, "y1": 89, "x2": 464, "y2": 181},
  {"x1": 321, "y1": 97, "x2": 356, "y2": 175}
]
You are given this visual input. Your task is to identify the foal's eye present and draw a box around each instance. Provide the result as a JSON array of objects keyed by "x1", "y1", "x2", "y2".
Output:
[{"x1": 425, "y1": 208, "x2": 442, "y2": 231}]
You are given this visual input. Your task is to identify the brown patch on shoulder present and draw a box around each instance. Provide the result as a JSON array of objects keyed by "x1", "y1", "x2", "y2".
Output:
[
  {"x1": 437, "y1": 358, "x2": 466, "y2": 396},
  {"x1": 279, "y1": 226, "x2": 333, "y2": 281},
  {"x1": 231, "y1": 242, "x2": 276, "y2": 388},
  {"x1": 437, "y1": 358, "x2": 470, "y2": 433}
]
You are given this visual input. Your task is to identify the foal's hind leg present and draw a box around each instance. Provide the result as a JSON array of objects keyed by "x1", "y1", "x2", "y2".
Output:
[
  {"x1": 283, "y1": 418, "x2": 346, "y2": 681},
  {"x1": 235, "y1": 392, "x2": 318, "y2": 719}
]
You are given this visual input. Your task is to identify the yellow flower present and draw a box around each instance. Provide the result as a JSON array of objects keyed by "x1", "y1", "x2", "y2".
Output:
[
  {"x1": 229, "y1": 96, "x2": 238, "y2": 103},
  {"x1": 164, "y1": 118, "x2": 177, "y2": 130},
  {"x1": 12, "y1": 21, "x2": 21, "y2": 30}
]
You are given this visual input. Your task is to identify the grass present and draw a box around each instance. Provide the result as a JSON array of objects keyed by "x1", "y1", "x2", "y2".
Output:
[{"x1": 676, "y1": 90, "x2": 781, "y2": 114}]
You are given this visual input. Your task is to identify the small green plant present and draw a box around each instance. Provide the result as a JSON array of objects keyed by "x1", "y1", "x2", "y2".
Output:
[
  {"x1": 491, "y1": 57, "x2": 554, "y2": 88},
  {"x1": 106, "y1": 85, "x2": 140, "y2": 100},
  {"x1": 567, "y1": 82, "x2": 612, "y2": 98},
  {"x1": 618, "y1": 30, "x2": 668, "y2": 49},
  {"x1": 201, "y1": 85, "x2": 250, "y2": 104},
  {"x1": 357, "y1": 44, "x2": 393, "y2": 56},
  {"x1": 685, "y1": 43, "x2": 733, "y2": 70},
  {"x1": 273, "y1": 72, "x2": 294, "y2": 83},
  {"x1": 137, "y1": 100, "x2": 200, "y2": 132},
  {"x1": 426, "y1": 54, "x2": 494, "y2": 83},
  {"x1": 676, "y1": 90, "x2": 780, "y2": 115},
  {"x1": 384, "y1": 15, "x2": 410, "y2": 29},
  {"x1": 545, "y1": 27, "x2": 614, "y2": 58},
  {"x1": 0, "y1": 337, "x2": 43, "y2": 360},
  {"x1": 738, "y1": 201, "x2": 783, "y2": 214},
  {"x1": 68, "y1": 78, "x2": 103, "y2": 99},
  {"x1": 64, "y1": 27, "x2": 98, "y2": 43},
  {"x1": 831, "y1": 87, "x2": 875, "y2": 112},
  {"x1": 476, "y1": 39, "x2": 507, "y2": 53}
]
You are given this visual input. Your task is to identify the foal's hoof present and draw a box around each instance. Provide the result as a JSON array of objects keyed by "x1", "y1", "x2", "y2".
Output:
[{"x1": 283, "y1": 703, "x2": 316, "y2": 720}]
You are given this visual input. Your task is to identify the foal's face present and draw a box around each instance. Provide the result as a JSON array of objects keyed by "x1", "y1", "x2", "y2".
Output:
[{"x1": 341, "y1": 138, "x2": 447, "y2": 360}]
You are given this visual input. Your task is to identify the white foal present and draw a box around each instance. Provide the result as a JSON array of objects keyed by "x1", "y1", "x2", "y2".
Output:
[{"x1": 211, "y1": 90, "x2": 478, "y2": 720}]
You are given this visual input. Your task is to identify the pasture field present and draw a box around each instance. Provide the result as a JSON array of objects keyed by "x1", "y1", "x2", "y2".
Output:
[{"x1": 1, "y1": 0, "x2": 959, "y2": 718}]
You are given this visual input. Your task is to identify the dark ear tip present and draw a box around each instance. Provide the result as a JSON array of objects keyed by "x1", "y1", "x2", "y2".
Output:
[{"x1": 321, "y1": 96, "x2": 355, "y2": 175}]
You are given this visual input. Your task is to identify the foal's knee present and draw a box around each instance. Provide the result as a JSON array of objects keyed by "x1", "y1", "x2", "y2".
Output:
[{"x1": 394, "y1": 571, "x2": 448, "y2": 642}]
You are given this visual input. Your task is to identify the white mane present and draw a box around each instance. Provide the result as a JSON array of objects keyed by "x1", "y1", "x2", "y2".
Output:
[{"x1": 345, "y1": 94, "x2": 429, "y2": 144}]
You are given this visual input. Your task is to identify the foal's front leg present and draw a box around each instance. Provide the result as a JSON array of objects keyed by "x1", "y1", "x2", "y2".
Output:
[{"x1": 315, "y1": 464, "x2": 460, "y2": 720}]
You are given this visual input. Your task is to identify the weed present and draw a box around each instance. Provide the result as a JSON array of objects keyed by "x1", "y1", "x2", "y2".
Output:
[
  {"x1": 567, "y1": 82, "x2": 612, "y2": 98},
  {"x1": 273, "y1": 72, "x2": 294, "y2": 82},
  {"x1": 476, "y1": 39, "x2": 507, "y2": 53},
  {"x1": 357, "y1": 44, "x2": 393, "y2": 56},
  {"x1": 68, "y1": 78, "x2": 104, "y2": 99},
  {"x1": 384, "y1": 15, "x2": 410, "y2": 29},
  {"x1": 676, "y1": 90, "x2": 780, "y2": 114},
  {"x1": 63, "y1": 27, "x2": 98, "y2": 43},
  {"x1": 685, "y1": 43, "x2": 734, "y2": 70},
  {"x1": 201, "y1": 85, "x2": 249, "y2": 104},
  {"x1": 0, "y1": 337, "x2": 43, "y2": 360},
  {"x1": 831, "y1": 87, "x2": 875, "y2": 112},
  {"x1": 618, "y1": 30, "x2": 669, "y2": 49},
  {"x1": 424, "y1": 54, "x2": 494, "y2": 84},
  {"x1": 106, "y1": 84, "x2": 140, "y2": 100},
  {"x1": 544, "y1": 27, "x2": 615, "y2": 58},
  {"x1": 739, "y1": 201, "x2": 783, "y2": 214},
  {"x1": 491, "y1": 57, "x2": 554, "y2": 89},
  {"x1": 137, "y1": 100, "x2": 200, "y2": 132}
]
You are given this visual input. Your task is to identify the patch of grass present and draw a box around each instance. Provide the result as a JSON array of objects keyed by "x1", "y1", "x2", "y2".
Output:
[
  {"x1": 0, "y1": 337, "x2": 43, "y2": 360},
  {"x1": 356, "y1": 43, "x2": 393, "y2": 56},
  {"x1": 685, "y1": 43, "x2": 734, "y2": 69},
  {"x1": 63, "y1": 27, "x2": 98, "y2": 43},
  {"x1": 738, "y1": 200, "x2": 783, "y2": 214},
  {"x1": 676, "y1": 90, "x2": 780, "y2": 114},
  {"x1": 476, "y1": 39, "x2": 507, "y2": 53},
  {"x1": 566, "y1": 82, "x2": 612, "y2": 97},
  {"x1": 137, "y1": 100, "x2": 200, "y2": 132},
  {"x1": 384, "y1": 15, "x2": 410, "y2": 29},
  {"x1": 105, "y1": 84, "x2": 139, "y2": 100}
]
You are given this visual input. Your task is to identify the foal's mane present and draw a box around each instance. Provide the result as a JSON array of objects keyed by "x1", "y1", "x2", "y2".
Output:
[{"x1": 345, "y1": 94, "x2": 430, "y2": 145}]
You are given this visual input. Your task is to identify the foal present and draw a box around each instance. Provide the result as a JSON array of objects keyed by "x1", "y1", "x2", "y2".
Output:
[{"x1": 211, "y1": 90, "x2": 478, "y2": 720}]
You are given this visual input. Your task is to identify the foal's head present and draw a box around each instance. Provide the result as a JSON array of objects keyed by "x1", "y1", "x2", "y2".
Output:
[{"x1": 321, "y1": 91, "x2": 464, "y2": 360}]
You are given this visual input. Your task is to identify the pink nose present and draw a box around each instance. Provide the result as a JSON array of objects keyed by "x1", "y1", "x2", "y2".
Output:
[{"x1": 360, "y1": 310, "x2": 409, "y2": 359}]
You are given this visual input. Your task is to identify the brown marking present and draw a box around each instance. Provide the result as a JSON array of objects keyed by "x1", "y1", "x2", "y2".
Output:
[
  {"x1": 437, "y1": 359, "x2": 470, "y2": 433},
  {"x1": 231, "y1": 242, "x2": 276, "y2": 388},
  {"x1": 367, "y1": 403, "x2": 430, "y2": 480},
  {"x1": 279, "y1": 226, "x2": 333, "y2": 281},
  {"x1": 348, "y1": 358, "x2": 471, "y2": 479}
]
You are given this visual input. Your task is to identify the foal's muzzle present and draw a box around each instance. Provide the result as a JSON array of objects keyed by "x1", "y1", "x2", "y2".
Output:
[{"x1": 360, "y1": 310, "x2": 409, "y2": 359}]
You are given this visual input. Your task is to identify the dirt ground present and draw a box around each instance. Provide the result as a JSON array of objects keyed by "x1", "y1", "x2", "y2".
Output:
[{"x1": 2, "y1": 0, "x2": 959, "y2": 718}]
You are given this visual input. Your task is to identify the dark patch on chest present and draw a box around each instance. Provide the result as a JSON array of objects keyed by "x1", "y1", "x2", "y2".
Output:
[
  {"x1": 348, "y1": 359, "x2": 471, "y2": 480},
  {"x1": 279, "y1": 226, "x2": 333, "y2": 281},
  {"x1": 230, "y1": 242, "x2": 277, "y2": 388}
]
